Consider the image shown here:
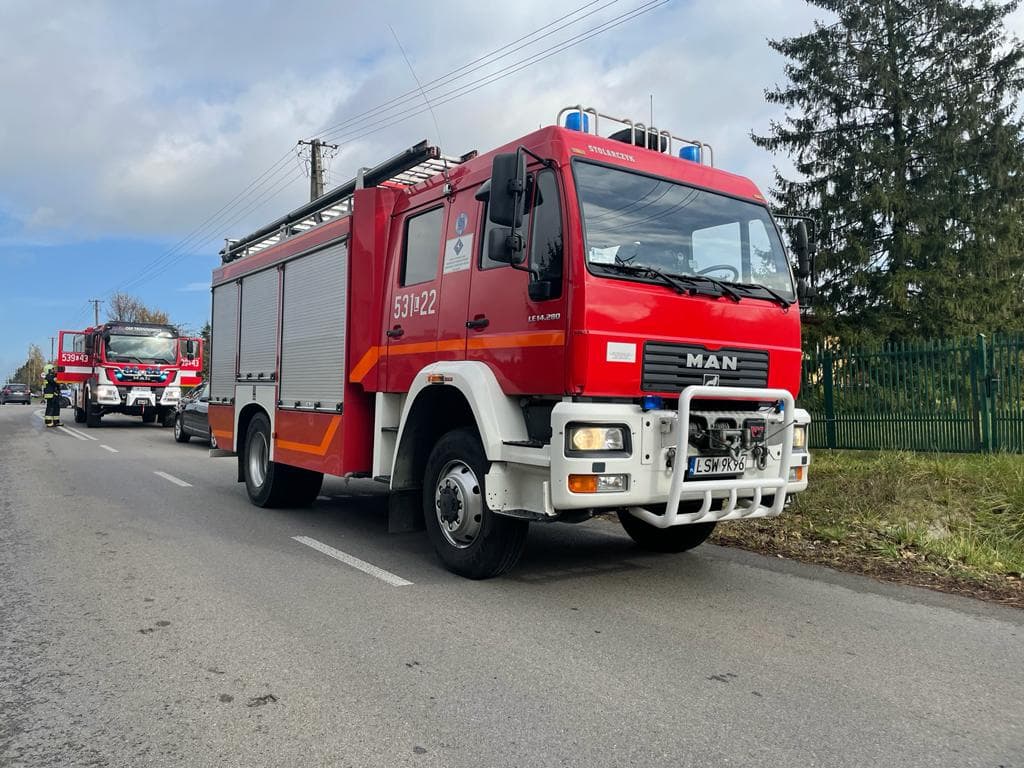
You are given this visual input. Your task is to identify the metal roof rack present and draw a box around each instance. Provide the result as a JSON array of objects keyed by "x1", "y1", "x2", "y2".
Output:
[
  {"x1": 556, "y1": 104, "x2": 714, "y2": 167},
  {"x1": 221, "y1": 141, "x2": 476, "y2": 263}
]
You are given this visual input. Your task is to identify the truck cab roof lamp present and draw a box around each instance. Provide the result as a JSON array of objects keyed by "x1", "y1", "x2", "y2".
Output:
[{"x1": 557, "y1": 104, "x2": 713, "y2": 167}]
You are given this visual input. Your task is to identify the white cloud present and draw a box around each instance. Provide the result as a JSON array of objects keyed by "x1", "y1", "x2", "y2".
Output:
[{"x1": 0, "y1": 0, "x2": 828, "y2": 249}]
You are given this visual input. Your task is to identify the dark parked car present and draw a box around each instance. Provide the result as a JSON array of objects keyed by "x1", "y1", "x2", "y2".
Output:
[
  {"x1": 174, "y1": 383, "x2": 210, "y2": 443},
  {"x1": 1, "y1": 383, "x2": 31, "y2": 404}
]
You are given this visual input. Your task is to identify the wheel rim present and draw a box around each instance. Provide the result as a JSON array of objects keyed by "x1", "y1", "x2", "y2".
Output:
[
  {"x1": 174, "y1": 417, "x2": 182, "y2": 439},
  {"x1": 434, "y1": 460, "x2": 483, "y2": 549},
  {"x1": 249, "y1": 431, "x2": 268, "y2": 488}
]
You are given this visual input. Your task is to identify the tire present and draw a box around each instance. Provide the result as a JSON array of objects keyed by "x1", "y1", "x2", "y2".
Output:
[
  {"x1": 74, "y1": 407, "x2": 86, "y2": 424},
  {"x1": 242, "y1": 412, "x2": 323, "y2": 508},
  {"x1": 617, "y1": 509, "x2": 717, "y2": 553},
  {"x1": 142, "y1": 410, "x2": 157, "y2": 424},
  {"x1": 85, "y1": 388, "x2": 101, "y2": 428},
  {"x1": 174, "y1": 414, "x2": 191, "y2": 443},
  {"x1": 161, "y1": 408, "x2": 176, "y2": 428},
  {"x1": 422, "y1": 428, "x2": 529, "y2": 579}
]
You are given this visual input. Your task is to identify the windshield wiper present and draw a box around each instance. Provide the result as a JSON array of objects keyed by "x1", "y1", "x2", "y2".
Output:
[
  {"x1": 151, "y1": 357, "x2": 171, "y2": 364},
  {"x1": 598, "y1": 262, "x2": 691, "y2": 295},
  {"x1": 727, "y1": 281, "x2": 792, "y2": 309},
  {"x1": 114, "y1": 355, "x2": 143, "y2": 363},
  {"x1": 665, "y1": 272, "x2": 742, "y2": 302}
]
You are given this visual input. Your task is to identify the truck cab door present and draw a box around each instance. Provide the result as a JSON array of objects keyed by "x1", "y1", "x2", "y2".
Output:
[
  {"x1": 466, "y1": 167, "x2": 568, "y2": 395},
  {"x1": 57, "y1": 330, "x2": 91, "y2": 384},
  {"x1": 384, "y1": 203, "x2": 453, "y2": 392},
  {"x1": 178, "y1": 337, "x2": 203, "y2": 388}
]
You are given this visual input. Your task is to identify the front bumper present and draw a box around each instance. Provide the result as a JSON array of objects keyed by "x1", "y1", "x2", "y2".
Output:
[{"x1": 549, "y1": 386, "x2": 810, "y2": 526}]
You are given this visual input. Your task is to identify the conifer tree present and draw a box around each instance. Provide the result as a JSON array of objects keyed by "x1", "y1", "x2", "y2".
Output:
[{"x1": 754, "y1": 0, "x2": 1024, "y2": 343}]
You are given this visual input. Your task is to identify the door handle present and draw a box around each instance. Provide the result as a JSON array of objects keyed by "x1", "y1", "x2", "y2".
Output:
[
  {"x1": 465, "y1": 316, "x2": 490, "y2": 330},
  {"x1": 386, "y1": 325, "x2": 405, "y2": 339}
]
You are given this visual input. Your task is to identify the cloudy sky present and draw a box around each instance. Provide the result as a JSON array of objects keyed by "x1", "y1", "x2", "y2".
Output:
[{"x1": 1, "y1": 0, "x2": 1020, "y2": 378}]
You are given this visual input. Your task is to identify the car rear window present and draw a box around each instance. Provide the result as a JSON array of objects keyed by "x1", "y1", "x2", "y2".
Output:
[{"x1": 7, "y1": 384, "x2": 27, "y2": 391}]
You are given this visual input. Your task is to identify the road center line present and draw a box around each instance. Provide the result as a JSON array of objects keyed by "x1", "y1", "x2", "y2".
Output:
[
  {"x1": 100, "y1": 445, "x2": 119, "y2": 453},
  {"x1": 57, "y1": 426, "x2": 88, "y2": 441},
  {"x1": 291, "y1": 535, "x2": 413, "y2": 587},
  {"x1": 153, "y1": 470, "x2": 192, "y2": 487},
  {"x1": 64, "y1": 425, "x2": 99, "y2": 441}
]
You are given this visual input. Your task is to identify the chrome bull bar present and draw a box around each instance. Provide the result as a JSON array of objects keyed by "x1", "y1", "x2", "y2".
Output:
[{"x1": 628, "y1": 386, "x2": 795, "y2": 528}]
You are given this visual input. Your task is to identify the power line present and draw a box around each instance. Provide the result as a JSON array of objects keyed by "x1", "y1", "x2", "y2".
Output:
[{"x1": 72, "y1": 0, "x2": 664, "y2": 308}]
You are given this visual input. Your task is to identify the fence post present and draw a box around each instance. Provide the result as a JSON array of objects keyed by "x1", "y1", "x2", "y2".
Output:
[
  {"x1": 823, "y1": 349, "x2": 837, "y2": 449},
  {"x1": 976, "y1": 334, "x2": 994, "y2": 453}
]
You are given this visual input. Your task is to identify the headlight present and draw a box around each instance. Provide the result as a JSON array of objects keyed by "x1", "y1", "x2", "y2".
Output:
[
  {"x1": 567, "y1": 425, "x2": 627, "y2": 453},
  {"x1": 97, "y1": 385, "x2": 119, "y2": 399},
  {"x1": 792, "y1": 424, "x2": 808, "y2": 450},
  {"x1": 162, "y1": 387, "x2": 181, "y2": 402}
]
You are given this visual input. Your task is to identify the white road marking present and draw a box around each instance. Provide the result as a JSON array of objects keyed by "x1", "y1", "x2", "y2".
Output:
[
  {"x1": 63, "y1": 425, "x2": 99, "y2": 441},
  {"x1": 58, "y1": 426, "x2": 88, "y2": 441},
  {"x1": 291, "y1": 535, "x2": 413, "y2": 587},
  {"x1": 100, "y1": 445, "x2": 119, "y2": 453},
  {"x1": 154, "y1": 470, "x2": 192, "y2": 488}
]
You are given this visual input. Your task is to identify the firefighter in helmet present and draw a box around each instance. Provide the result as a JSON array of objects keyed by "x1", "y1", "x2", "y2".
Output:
[{"x1": 42, "y1": 364, "x2": 62, "y2": 428}]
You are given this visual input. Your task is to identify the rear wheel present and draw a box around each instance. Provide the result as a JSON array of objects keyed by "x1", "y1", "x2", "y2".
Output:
[
  {"x1": 243, "y1": 412, "x2": 323, "y2": 508},
  {"x1": 74, "y1": 407, "x2": 86, "y2": 423},
  {"x1": 617, "y1": 508, "x2": 717, "y2": 553},
  {"x1": 422, "y1": 428, "x2": 528, "y2": 579},
  {"x1": 174, "y1": 414, "x2": 191, "y2": 443}
]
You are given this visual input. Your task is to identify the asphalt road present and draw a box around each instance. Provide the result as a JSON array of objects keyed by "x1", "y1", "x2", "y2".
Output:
[{"x1": 1, "y1": 404, "x2": 1022, "y2": 768}]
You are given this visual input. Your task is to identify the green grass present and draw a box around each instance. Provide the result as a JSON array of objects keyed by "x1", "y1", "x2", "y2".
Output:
[{"x1": 715, "y1": 450, "x2": 1024, "y2": 587}]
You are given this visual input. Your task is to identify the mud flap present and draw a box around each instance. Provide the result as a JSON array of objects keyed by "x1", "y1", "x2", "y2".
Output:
[{"x1": 388, "y1": 489, "x2": 425, "y2": 533}]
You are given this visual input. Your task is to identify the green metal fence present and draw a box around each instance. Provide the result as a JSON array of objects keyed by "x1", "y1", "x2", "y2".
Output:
[{"x1": 801, "y1": 334, "x2": 1024, "y2": 453}]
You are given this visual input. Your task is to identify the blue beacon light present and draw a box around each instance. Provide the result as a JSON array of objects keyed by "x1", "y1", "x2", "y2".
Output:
[
  {"x1": 679, "y1": 145, "x2": 701, "y2": 163},
  {"x1": 565, "y1": 112, "x2": 590, "y2": 132},
  {"x1": 641, "y1": 394, "x2": 664, "y2": 412}
]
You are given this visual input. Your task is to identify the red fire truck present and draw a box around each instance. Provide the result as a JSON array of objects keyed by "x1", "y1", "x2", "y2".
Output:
[
  {"x1": 210, "y1": 106, "x2": 813, "y2": 578},
  {"x1": 56, "y1": 321, "x2": 203, "y2": 427}
]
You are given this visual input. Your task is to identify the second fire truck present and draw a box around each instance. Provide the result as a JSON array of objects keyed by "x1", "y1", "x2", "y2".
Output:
[
  {"x1": 209, "y1": 105, "x2": 813, "y2": 578},
  {"x1": 56, "y1": 321, "x2": 203, "y2": 427}
]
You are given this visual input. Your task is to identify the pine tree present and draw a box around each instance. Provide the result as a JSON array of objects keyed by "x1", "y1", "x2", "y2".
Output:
[{"x1": 753, "y1": 0, "x2": 1024, "y2": 344}]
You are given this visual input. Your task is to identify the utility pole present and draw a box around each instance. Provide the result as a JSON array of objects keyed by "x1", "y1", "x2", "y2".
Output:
[
  {"x1": 88, "y1": 298, "x2": 102, "y2": 327},
  {"x1": 50, "y1": 336, "x2": 55, "y2": 360},
  {"x1": 298, "y1": 138, "x2": 339, "y2": 201}
]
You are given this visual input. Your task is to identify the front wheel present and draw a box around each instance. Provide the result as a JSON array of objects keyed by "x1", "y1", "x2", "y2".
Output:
[
  {"x1": 85, "y1": 388, "x2": 101, "y2": 428},
  {"x1": 174, "y1": 414, "x2": 191, "y2": 443},
  {"x1": 422, "y1": 428, "x2": 528, "y2": 579},
  {"x1": 617, "y1": 509, "x2": 717, "y2": 553},
  {"x1": 74, "y1": 407, "x2": 86, "y2": 424}
]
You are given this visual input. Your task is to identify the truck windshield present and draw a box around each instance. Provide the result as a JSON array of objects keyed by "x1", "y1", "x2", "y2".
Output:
[
  {"x1": 574, "y1": 161, "x2": 795, "y2": 300},
  {"x1": 106, "y1": 334, "x2": 178, "y2": 364}
]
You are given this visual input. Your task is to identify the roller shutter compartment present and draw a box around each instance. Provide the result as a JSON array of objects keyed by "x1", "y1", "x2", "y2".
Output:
[
  {"x1": 280, "y1": 242, "x2": 347, "y2": 411},
  {"x1": 238, "y1": 268, "x2": 279, "y2": 380},
  {"x1": 210, "y1": 282, "x2": 239, "y2": 401}
]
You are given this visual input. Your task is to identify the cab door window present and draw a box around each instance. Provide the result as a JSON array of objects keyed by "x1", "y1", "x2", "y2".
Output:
[
  {"x1": 402, "y1": 207, "x2": 444, "y2": 286},
  {"x1": 478, "y1": 168, "x2": 563, "y2": 297}
]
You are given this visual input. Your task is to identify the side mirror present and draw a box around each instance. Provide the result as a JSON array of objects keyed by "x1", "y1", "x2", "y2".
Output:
[
  {"x1": 199, "y1": 395, "x2": 210, "y2": 403},
  {"x1": 487, "y1": 152, "x2": 526, "y2": 228},
  {"x1": 487, "y1": 227, "x2": 524, "y2": 265},
  {"x1": 184, "y1": 339, "x2": 198, "y2": 360},
  {"x1": 793, "y1": 220, "x2": 810, "y2": 278},
  {"x1": 84, "y1": 335, "x2": 94, "y2": 356}
]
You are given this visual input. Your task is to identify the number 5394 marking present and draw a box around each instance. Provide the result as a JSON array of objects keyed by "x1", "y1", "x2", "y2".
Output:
[{"x1": 393, "y1": 289, "x2": 437, "y2": 319}]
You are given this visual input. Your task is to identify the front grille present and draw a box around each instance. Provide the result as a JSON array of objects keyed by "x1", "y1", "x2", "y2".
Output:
[{"x1": 642, "y1": 342, "x2": 769, "y2": 392}]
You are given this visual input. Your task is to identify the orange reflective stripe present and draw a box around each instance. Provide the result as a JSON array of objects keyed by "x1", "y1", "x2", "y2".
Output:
[
  {"x1": 349, "y1": 333, "x2": 563, "y2": 384},
  {"x1": 466, "y1": 331, "x2": 565, "y2": 350},
  {"x1": 276, "y1": 415, "x2": 341, "y2": 456}
]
